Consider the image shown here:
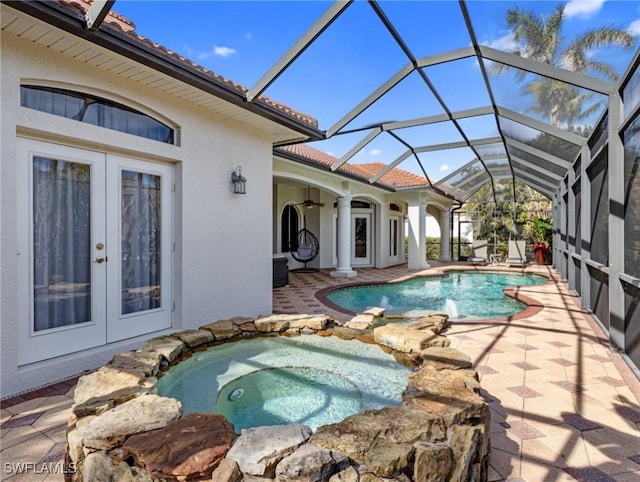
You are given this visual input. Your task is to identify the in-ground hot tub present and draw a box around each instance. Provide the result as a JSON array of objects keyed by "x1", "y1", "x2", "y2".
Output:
[
  {"x1": 157, "y1": 335, "x2": 412, "y2": 431},
  {"x1": 66, "y1": 314, "x2": 491, "y2": 481}
]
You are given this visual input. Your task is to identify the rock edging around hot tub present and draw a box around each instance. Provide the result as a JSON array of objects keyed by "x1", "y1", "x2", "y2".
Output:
[{"x1": 65, "y1": 313, "x2": 490, "y2": 482}]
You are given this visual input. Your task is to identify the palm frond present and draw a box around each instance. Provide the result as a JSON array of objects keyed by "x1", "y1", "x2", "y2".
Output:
[
  {"x1": 564, "y1": 27, "x2": 635, "y2": 76},
  {"x1": 585, "y1": 61, "x2": 620, "y2": 81},
  {"x1": 506, "y1": 7, "x2": 546, "y2": 60}
]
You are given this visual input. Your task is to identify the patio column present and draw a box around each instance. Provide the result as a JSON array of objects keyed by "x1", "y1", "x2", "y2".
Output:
[
  {"x1": 407, "y1": 197, "x2": 430, "y2": 270},
  {"x1": 439, "y1": 209, "x2": 452, "y2": 261},
  {"x1": 331, "y1": 195, "x2": 357, "y2": 278}
]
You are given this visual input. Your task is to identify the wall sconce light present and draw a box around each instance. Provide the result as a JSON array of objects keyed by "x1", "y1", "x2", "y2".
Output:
[{"x1": 231, "y1": 166, "x2": 247, "y2": 194}]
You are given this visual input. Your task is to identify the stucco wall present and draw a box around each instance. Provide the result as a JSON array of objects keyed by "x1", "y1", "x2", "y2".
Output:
[{"x1": 1, "y1": 33, "x2": 273, "y2": 397}]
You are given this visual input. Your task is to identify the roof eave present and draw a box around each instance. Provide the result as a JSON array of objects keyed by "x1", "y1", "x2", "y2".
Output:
[{"x1": 5, "y1": 0, "x2": 324, "y2": 141}]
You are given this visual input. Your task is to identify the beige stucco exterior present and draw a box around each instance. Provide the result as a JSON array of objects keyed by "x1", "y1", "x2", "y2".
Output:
[
  {"x1": 1, "y1": 10, "x2": 280, "y2": 396},
  {"x1": 0, "y1": 5, "x2": 455, "y2": 398}
]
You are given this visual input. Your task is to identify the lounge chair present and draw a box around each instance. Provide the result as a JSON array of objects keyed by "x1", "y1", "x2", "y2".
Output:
[
  {"x1": 506, "y1": 240, "x2": 526, "y2": 267},
  {"x1": 469, "y1": 240, "x2": 488, "y2": 265}
]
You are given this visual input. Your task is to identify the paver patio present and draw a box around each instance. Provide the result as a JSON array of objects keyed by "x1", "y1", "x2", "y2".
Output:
[{"x1": 2, "y1": 262, "x2": 639, "y2": 481}]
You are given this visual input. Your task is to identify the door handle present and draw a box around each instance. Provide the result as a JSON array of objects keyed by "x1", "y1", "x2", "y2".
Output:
[{"x1": 95, "y1": 256, "x2": 107, "y2": 264}]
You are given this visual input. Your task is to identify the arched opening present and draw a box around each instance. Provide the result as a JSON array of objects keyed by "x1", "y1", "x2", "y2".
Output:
[{"x1": 281, "y1": 204, "x2": 299, "y2": 253}]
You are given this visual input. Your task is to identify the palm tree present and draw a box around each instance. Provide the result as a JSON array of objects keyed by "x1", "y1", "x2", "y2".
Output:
[
  {"x1": 524, "y1": 79, "x2": 599, "y2": 130},
  {"x1": 495, "y1": 2, "x2": 635, "y2": 129}
]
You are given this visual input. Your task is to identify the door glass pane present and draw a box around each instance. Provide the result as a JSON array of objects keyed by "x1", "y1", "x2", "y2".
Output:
[
  {"x1": 355, "y1": 217, "x2": 367, "y2": 258},
  {"x1": 390, "y1": 219, "x2": 398, "y2": 256},
  {"x1": 33, "y1": 157, "x2": 91, "y2": 331},
  {"x1": 121, "y1": 170, "x2": 161, "y2": 314}
]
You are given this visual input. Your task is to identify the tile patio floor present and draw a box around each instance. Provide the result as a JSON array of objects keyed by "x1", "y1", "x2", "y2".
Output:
[{"x1": 2, "y1": 262, "x2": 640, "y2": 481}]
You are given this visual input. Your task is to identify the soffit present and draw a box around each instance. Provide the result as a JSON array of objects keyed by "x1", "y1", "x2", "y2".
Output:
[{"x1": 1, "y1": 4, "x2": 314, "y2": 145}]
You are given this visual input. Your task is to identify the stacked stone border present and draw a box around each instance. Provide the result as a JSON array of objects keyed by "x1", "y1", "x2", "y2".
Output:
[{"x1": 65, "y1": 312, "x2": 490, "y2": 481}]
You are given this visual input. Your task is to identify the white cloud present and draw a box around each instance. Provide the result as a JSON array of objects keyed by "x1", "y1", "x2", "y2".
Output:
[
  {"x1": 369, "y1": 148, "x2": 381, "y2": 156},
  {"x1": 564, "y1": 0, "x2": 605, "y2": 19},
  {"x1": 439, "y1": 164, "x2": 450, "y2": 172},
  {"x1": 483, "y1": 32, "x2": 518, "y2": 51},
  {"x1": 186, "y1": 45, "x2": 237, "y2": 61},
  {"x1": 629, "y1": 18, "x2": 640, "y2": 36},
  {"x1": 213, "y1": 46, "x2": 237, "y2": 58}
]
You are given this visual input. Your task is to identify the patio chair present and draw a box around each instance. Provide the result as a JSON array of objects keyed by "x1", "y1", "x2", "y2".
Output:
[
  {"x1": 469, "y1": 240, "x2": 488, "y2": 265},
  {"x1": 290, "y1": 226, "x2": 319, "y2": 272},
  {"x1": 506, "y1": 240, "x2": 526, "y2": 267}
]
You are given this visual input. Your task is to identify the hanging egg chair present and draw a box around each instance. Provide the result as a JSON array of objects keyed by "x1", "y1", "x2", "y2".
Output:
[{"x1": 290, "y1": 216, "x2": 319, "y2": 272}]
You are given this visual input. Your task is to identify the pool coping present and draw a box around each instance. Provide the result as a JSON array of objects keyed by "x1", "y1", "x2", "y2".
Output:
[{"x1": 315, "y1": 266, "x2": 552, "y2": 323}]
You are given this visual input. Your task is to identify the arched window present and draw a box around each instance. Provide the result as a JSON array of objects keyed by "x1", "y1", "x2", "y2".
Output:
[
  {"x1": 281, "y1": 205, "x2": 299, "y2": 252},
  {"x1": 20, "y1": 85, "x2": 174, "y2": 144}
]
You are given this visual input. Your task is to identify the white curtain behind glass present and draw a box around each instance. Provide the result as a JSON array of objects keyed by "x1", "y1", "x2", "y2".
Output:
[
  {"x1": 121, "y1": 170, "x2": 161, "y2": 314},
  {"x1": 32, "y1": 157, "x2": 91, "y2": 331}
]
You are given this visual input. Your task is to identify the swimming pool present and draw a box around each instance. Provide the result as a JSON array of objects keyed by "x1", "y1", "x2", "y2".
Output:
[
  {"x1": 325, "y1": 271, "x2": 547, "y2": 320},
  {"x1": 157, "y1": 335, "x2": 411, "y2": 432}
]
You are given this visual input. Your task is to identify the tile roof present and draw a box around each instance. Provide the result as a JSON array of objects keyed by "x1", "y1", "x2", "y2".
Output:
[
  {"x1": 355, "y1": 162, "x2": 431, "y2": 189},
  {"x1": 58, "y1": 0, "x2": 319, "y2": 130},
  {"x1": 277, "y1": 144, "x2": 429, "y2": 190}
]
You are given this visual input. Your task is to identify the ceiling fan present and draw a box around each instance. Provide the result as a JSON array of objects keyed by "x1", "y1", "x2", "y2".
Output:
[{"x1": 296, "y1": 185, "x2": 325, "y2": 209}]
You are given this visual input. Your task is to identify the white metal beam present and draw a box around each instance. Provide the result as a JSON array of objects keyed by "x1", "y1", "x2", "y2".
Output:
[
  {"x1": 381, "y1": 113, "x2": 450, "y2": 131},
  {"x1": 435, "y1": 158, "x2": 482, "y2": 187},
  {"x1": 497, "y1": 106, "x2": 586, "y2": 146},
  {"x1": 415, "y1": 140, "x2": 469, "y2": 153},
  {"x1": 608, "y1": 92, "x2": 625, "y2": 351},
  {"x1": 85, "y1": 0, "x2": 115, "y2": 30},
  {"x1": 452, "y1": 169, "x2": 488, "y2": 190},
  {"x1": 379, "y1": 106, "x2": 493, "y2": 131},
  {"x1": 470, "y1": 136, "x2": 503, "y2": 147},
  {"x1": 368, "y1": 150, "x2": 412, "y2": 183},
  {"x1": 479, "y1": 46, "x2": 614, "y2": 95},
  {"x1": 247, "y1": 1, "x2": 353, "y2": 102},
  {"x1": 505, "y1": 138, "x2": 572, "y2": 170},
  {"x1": 327, "y1": 63, "x2": 414, "y2": 137},
  {"x1": 512, "y1": 167, "x2": 558, "y2": 191},
  {"x1": 511, "y1": 156, "x2": 563, "y2": 181},
  {"x1": 331, "y1": 127, "x2": 382, "y2": 171},
  {"x1": 415, "y1": 46, "x2": 476, "y2": 68}
]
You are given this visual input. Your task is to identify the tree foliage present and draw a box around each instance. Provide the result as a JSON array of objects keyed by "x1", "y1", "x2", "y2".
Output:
[
  {"x1": 462, "y1": 179, "x2": 551, "y2": 256},
  {"x1": 493, "y1": 2, "x2": 635, "y2": 129}
]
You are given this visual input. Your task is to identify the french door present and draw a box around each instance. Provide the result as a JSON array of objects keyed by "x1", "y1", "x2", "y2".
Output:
[
  {"x1": 390, "y1": 215, "x2": 401, "y2": 263},
  {"x1": 18, "y1": 139, "x2": 173, "y2": 364},
  {"x1": 351, "y1": 213, "x2": 372, "y2": 266}
]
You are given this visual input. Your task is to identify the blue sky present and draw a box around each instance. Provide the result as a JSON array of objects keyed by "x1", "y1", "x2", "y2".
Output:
[{"x1": 115, "y1": 0, "x2": 640, "y2": 180}]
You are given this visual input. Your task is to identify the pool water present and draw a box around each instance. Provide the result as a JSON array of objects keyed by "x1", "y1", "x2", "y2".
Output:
[
  {"x1": 157, "y1": 335, "x2": 411, "y2": 432},
  {"x1": 216, "y1": 367, "x2": 362, "y2": 432},
  {"x1": 326, "y1": 271, "x2": 547, "y2": 319}
]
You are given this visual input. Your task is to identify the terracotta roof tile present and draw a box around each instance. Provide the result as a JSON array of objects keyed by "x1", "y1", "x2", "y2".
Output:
[
  {"x1": 57, "y1": 0, "x2": 318, "y2": 129},
  {"x1": 356, "y1": 162, "x2": 430, "y2": 188},
  {"x1": 60, "y1": 0, "x2": 134, "y2": 32},
  {"x1": 277, "y1": 144, "x2": 429, "y2": 190}
]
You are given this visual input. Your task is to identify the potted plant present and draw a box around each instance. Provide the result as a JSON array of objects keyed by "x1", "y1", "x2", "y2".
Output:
[{"x1": 531, "y1": 217, "x2": 552, "y2": 265}]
